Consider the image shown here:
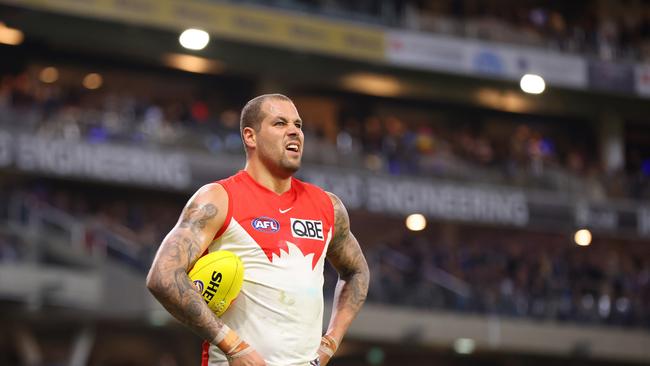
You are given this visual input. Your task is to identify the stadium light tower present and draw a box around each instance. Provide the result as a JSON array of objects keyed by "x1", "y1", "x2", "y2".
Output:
[
  {"x1": 520, "y1": 73, "x2": 546, "y2": 94},
  {"x1": 179, "y1": 28, "x2": 210, "y2": 50}
]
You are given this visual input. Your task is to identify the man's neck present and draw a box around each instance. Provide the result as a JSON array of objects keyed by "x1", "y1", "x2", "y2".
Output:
[{"x1": 244, "y1": 161, "x2": 292, "y2": 195}]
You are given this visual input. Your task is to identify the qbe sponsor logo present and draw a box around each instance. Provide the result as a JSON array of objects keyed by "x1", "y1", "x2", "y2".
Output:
[{"x1": 291, "y1": 218, "x2": 324, "y2": 240}]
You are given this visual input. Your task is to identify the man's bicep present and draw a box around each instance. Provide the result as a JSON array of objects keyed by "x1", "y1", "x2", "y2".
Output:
[
  {"x1": 326, "y1": 192, "x2": 367, "y2": 277},
  {"x1": 157, "y1": 184, "x2": 227, "y2": 270},
  {"x1": 176, "y1": 194, "x2": 221, "y2": 245},
  {"x1": 327, "y1": 231, "x2": 366, "y2": 278}
]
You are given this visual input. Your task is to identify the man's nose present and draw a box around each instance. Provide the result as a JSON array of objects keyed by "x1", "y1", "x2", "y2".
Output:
[{"x1": 287, "y1": 124, "x2": 299, "y2": 136}]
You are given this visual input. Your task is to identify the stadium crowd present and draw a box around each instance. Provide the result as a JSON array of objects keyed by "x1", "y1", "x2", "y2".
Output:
[
  {"x1": 2, "y1": 2, "x2": 650, "y2": 365},
  {"x1": 364, "y1": 229, "x2": 650, "y2": 328},
  {"x1": 1, "y1": 69, "x2": 648, "y2": 199},
  {"x1": 1, "y1": 182, "x2": 649, "y2": 330},
  {"x1": 0, "y1": 232, "x2": 21, "y2": 263},
  {"x1": 246, "y1": 0, "x2": 650, "y2": 62},
  {"x1": 1, "y1": 56, "x2": 648, "y2": 329}
]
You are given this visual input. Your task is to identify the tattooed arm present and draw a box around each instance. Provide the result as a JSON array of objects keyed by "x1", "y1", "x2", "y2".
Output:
[
  {"x1": 320, "y1": 193, "x2": 370, "y2": 365},
  {"x1": 146, "y1": 184, "x2": 265, "y2": 365}
]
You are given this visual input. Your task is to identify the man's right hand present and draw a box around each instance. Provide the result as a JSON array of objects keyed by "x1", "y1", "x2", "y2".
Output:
[{"x1": 229, "y1": 349, "x2": 266, "y2": 366}]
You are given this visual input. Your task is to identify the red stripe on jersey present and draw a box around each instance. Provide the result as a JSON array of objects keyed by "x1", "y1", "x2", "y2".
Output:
[
  {"x1": 201, "y1": 341, "x2": 210, "y2": 366},
  {"x1": 213, "y1": 182, "x2": 233, "y2": 241}
]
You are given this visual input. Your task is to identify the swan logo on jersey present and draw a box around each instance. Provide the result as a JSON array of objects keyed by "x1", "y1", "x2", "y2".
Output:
[
  {"x1": 252, "y1": 216, "x2": 280, "y2": 233},
  {"x1": 291, "y1": 218, "x2": 324, "y2": 240}
]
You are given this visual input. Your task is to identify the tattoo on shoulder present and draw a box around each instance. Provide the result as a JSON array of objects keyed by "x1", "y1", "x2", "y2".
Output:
[
  {"x1": 329, "y1": 193, "x2": 350, "y2": 246},
  {"x1": 179, "y1": 203, "x2": 218, "y2": 235}
]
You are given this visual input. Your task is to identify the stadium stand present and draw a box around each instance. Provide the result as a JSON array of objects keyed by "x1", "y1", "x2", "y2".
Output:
[
  {"x1": 238, "y1": 0, "x2": 650, "y2": 62},
  {"x1": 2, "y1": 65, "x2": 648, "y2": 200},
  {"x1": 1, "y1": 0, "x2": 650, "y2": 365}
]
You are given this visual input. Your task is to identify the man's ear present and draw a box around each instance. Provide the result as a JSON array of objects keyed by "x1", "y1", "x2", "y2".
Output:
[{"x1": 242, "y1": 126, "x2": 256, "y2": 150}]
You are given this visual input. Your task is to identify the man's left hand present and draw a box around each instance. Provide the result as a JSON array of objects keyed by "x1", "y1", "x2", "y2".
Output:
[
  {"x1": 317, "y1": 350, "x2": 331, "y2": 366},
  {"x1": 309, "y1": 352, "x2": 330, "y2": 366}
]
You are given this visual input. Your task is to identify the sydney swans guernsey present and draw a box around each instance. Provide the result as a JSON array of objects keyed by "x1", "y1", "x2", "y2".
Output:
[{"x1": 202, "y1": 170, "x2": 334, "y2": 366}]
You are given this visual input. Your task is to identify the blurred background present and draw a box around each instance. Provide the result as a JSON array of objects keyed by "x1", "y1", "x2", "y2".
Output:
[{"x1": 0, "y1": 0, "x2": 649, "y2": 365}]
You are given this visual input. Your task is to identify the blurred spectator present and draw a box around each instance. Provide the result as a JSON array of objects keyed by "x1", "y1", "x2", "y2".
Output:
[
  {"x1": 0, "y1": 233, "x2": 20, "y2": 263},
  {"x1": 247, "y1": 0, "x2": 650, "y2": 62},
  {"x1": 1, "y1": 67, "x2": 648, "y2": 200},
  {"x1": 362, "y1": 228, "x2": 650, "y2": 329},
  {"x1": 4, "y1": 181, "x2": 650, "y2": 329}
]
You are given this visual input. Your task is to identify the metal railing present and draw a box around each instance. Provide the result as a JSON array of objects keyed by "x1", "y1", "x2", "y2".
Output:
[{"x1": 4, "y1": 193, "x2": 147, "y2": 269}]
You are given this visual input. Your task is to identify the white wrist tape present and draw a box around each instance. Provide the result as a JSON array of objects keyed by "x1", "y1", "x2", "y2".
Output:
[
  {"x1": 319, "y1": 335, "x2": 338, "y2": 357},
  {"x1": 319, "y1": 344, "x2": 335, "y2": 357},
  {"x1": 228, "y1": 345, "x2": 254, "y2": 359},
  {"x1": 211, "y1": 324, "x2": 231, "y2": 345}
]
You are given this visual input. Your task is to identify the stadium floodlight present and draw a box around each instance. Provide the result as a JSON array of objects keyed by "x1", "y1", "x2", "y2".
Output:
[
  {"x1": 163, "y1": 53, "x2": 223, "y2": 74},
  {"x1": 82, "y1": 73, "x2": 103, "y2": 90},
  {"x1": 574, "y1": 229, "x2": 592, "y2": 246},
  {"x1": 0, "y1": 22, "x2": 24, "y2": 45},
  {"x1": 179, "y1": 28, "x2": 210, "y2": 50},
  {"x1": 341, "y1": 73, "x2": 401, "y2": 97},
  {"x1": 405, "y1": 213, "x2": 427, "y2": 231},
  {"x1": 520, "y1": 73, "x2": 545, "y2": 94},
  {"x1": 39, "y1": 67, "x2": 59, "y2": 83},
  {"x1": 453, "y1": 338, "x2": 476, "y2": 354}
]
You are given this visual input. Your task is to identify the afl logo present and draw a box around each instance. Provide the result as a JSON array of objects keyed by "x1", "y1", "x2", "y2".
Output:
[
  {"x1": 252, "y1": 216, "x2": 280, "y2": 233},
  {"x1": 193, "y1": 280, "x2": 204, "y2": 293}
]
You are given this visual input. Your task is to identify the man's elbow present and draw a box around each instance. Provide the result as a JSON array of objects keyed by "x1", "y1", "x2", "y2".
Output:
[
  {"x1": 360, "y1": 258, "x2": 370, "y2": 285},
  {"x1": 359, "y1": 261, "x2": 370, "y2": 297},
  {"x1": 145, "y1": 266, "x2": 163, "y2": 295},
  {"x1": 340, "y1": 261, "x2": 370, "y2": 285},
  {"x1": 362, "y1": 267, "x2": 370, "y2": 290}
]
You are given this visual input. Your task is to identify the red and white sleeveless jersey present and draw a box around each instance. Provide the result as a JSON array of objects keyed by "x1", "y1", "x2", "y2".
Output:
[{"x1": 202, "y1": 170, "x2": 335, "y2": 366}]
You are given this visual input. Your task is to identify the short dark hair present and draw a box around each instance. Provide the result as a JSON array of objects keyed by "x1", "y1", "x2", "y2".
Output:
[{"x1": 240, "y1": 93, "x2": 293, "y2": 135}]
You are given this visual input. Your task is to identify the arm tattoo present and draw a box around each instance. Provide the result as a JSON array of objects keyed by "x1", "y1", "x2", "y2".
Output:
[
  {"x1": 330, "y1": 198, "x2": 351, "y2": 252},
  {"x1": 327, "y1": 193, "x2": 369, "y2": 311},
  {"x1": 179, "y1": 203, "x2": 218, "y2": 235},
  {"x1": 147, "y1": 202, "x2": 225, "y2": 342}
]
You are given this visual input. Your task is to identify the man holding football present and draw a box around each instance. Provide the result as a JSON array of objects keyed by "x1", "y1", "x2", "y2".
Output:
[{"x1": 147, "y1": 94, "x2": 370, "y2": 366}]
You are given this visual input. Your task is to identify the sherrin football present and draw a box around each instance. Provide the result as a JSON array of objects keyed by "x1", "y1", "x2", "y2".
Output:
[{"x1": 188, "y1": 250, "x2": 244, "y2": 316}]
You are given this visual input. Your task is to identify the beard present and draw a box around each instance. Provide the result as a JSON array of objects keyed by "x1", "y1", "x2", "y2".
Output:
[
  {"x1": 280, "y1": 154, "x2": 301, "y2": 173},
  {"x1": 258, "y1": 141, "x2": 301, "y2": 177}
]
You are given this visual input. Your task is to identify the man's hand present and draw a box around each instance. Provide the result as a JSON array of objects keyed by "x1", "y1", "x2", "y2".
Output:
[
  {"x1": 316, "y1": 351, "x2": 331, "y2": 366},
  {"x1": 229, "y1": 349, "x2": 266, "y2": 366},
  {"x1": 315, "y1": 334, "x2": 337, "y2": 366}
]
